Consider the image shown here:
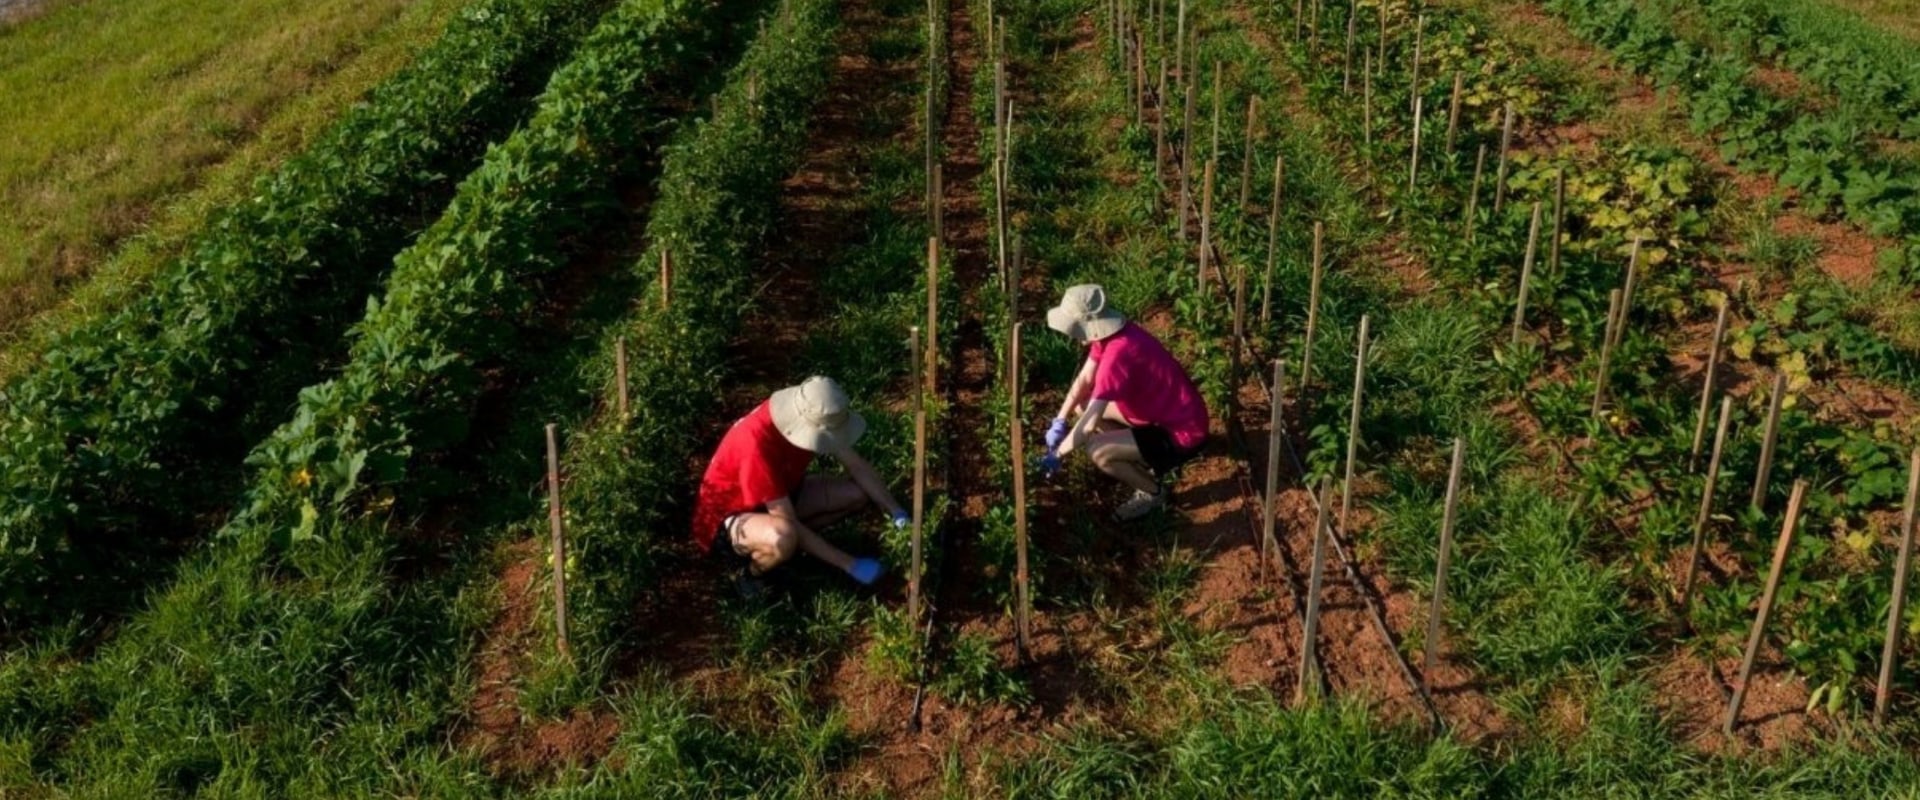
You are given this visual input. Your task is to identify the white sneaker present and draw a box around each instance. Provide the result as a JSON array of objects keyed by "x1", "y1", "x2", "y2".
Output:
[{"x1": 1112, "y1": 488, "x2": 1166, "y2": 522}]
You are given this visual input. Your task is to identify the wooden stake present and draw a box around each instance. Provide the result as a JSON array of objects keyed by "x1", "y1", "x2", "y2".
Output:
[
  {"x1": 1338, "y1": 315, "x2": 1372, "y2": 539},
  {"x1": 1175, "y1": 0, "x2": 1186, "y2": 81},
  {"x1": 1510, "y1": 202, "x2": 1543, "y2": 347},
  {"x1": 1591, "y1": 289, "x2": 1623, "y2": 418},
  {"x1": 1261, "y1": 156, "x2": 1284, "y2": 326},
  {"x1": 1493, "y1": 103, "x2": 1514, "y2": 213},
  {"x1": 1180, "y1": 79, "x2": 1196, "y2": 240},
  {"x1": 660, "y1": 250, "x2": 673, "y2": 309},
  {"x1": 1240, "y1": 95, "x2": 1258, "y2": 208},
  {"x1": 910, "y1": 327, "x2": 926, "y2": 623},
  {"x1": 1610, "y1": 237, "x2": 1642, "y2": 355},
  {"x1": 1408, "y1": 96, "x2": 1425, "y2": 189},
  {"x1": 925, "y1": 238, "x2": 939, "y2": 397},
  {"x1": 1465, "y1": 144, "x2": 1487, "y2": 243},
  {"x1": 1751, "y1": 372, "x2": 1787, "y2": 511},
  {"x1": 1362, "y1": 54, "x2": 1373, "y2": 150},
  {"x1": 1876, "y1": 448, "x2": 1920, "y2": 725},
  {"x1": 1423, "y1": 437, "x2": 1466, "y2": 694},
  {"x1": 995, "y1": 156, "x2": 1008, "y2": 291},
  {"x1": 1294, "y1": 0, "x2": 1304, "y2": 42},
  {"x1": 1210, "y1": 64, "x2": 1223, "y2": 168},
  {"x1": 1011, "y1": 323, "x2": 1032, "y2": 658},
  {"x1": 1261, "y1": 359, "x2": 1286, "y2": 580},
  {"x1": 1689, "y1": 301, "x2": 1731, "y2": 472},
  {"x1": 1679, "y1": 395, "x2": 1734, "y2": 616},
  {"x1": 1445, "y1": 72, "x2": 1464, "y2": 153},
  {"x1": 1726, "y1": 480, "x2": 1808, "y2": 736},
  {"x1": 1300, "y1": 222, "x2": 1324, "y2": 390},
  {"x1": 1343, "y1": 3, "x2": 1357, "y2": 92},
  {"x1": 614, "y1": 337, "x2": 630, "y2": 422},
  {"x1": 1156, "y1": 59, "x2": 1168, "y2": 197},
  {"x1": 1409, "y1": 16, "x2": 1425, "y2": 115},
  {"x1": 1549, "y1": 167, "x2": 1566, "y2": 278},
  {"x1": 1200, "y1": 159, "x2": 1216, "y2": 290},
  {"x1": 545, "y1": 423, "x2": 571, "y2": 662},
  {"x1": 1298, "y1": 477, "x2": 1333, "y2": 704},
  {"x1": 1232, "y1": 262, "x2": 1248, "y2": 386}
]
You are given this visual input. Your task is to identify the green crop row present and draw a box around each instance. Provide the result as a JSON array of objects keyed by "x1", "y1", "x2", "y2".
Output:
[
  {"x1": 0, "y1": 0, "x2": 612, "y2": 625},
  {"x1": 1544, "y1": 0, "x2": 1920, "y2": 283},
  {"x1": 533, "y1": 0, "x2": 839, "y2": 669},
  {"x1": 0, "y1": 0, "x2": 743, "y2": 790},
  {"x1": 1700, "y1": 0, "x2": 1920, "y2": 143}
]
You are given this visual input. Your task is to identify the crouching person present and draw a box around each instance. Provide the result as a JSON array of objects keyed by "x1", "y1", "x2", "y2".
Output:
[
  {"x1": 1042, "y1": 284, "x2": 1210, "y2": 521},
  {"x1": 692, "y1": 376, "x2": 906, "y2": 596}
]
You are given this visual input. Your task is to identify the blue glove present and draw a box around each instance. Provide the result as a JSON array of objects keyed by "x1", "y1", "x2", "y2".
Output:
[
  {"x1": 1038, "y1": 452, "x2": 1062, "y2": 477},
  {"x1": 891, "y1": 509, "x2": 911, "y2": 529},
  {"x1": 848, "y1": 557, "x2": 886, "y2": 586},
  {"x1": 1044, "y1": 417, "x2": 1071, "y2": 450}
]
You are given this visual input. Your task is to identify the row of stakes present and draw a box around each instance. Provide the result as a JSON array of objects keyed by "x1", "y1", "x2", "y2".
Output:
[{"x1": 528, "y1": 0, "x2": 1919, "y2": 737}]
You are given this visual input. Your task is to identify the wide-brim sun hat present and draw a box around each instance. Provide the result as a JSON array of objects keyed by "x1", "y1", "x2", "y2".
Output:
[
  {"x1": 1046, "y1": 283, "x2": 1127, "y2": 342},
  {"x1": 769, "y1": 375, "x2": 867, "y2": 454}
]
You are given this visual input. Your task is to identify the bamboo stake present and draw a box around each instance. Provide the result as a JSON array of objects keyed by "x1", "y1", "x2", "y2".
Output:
[
  {"x1": 1376, "y1": 0, "x2": 1387, "y2": 77},
  {"x1": 1240, "y1": 95, "x2": 1258, "y2": 208},
  {"x1": 1362, "y1": 54, "x2": 1373, "y2": 150},
  {"x1": 1423, "y1": 437, "x2": 1466, "y2": 694},
  {"x1": 1343, "y1": 3, "x2": 1357, "y2": 92},
  {"x1": 910, "y1": 327, "x2": 926, "y2": 623},
  {"x1": 932, "y1": 162, "x2": 944, "y2": 242},
  {"x1": 1210, "y1": 64, "x2": 1223, "y2": 168},
  {"x1": 925, "y1": 238, "x2": 939, "y2": 396},
  {"x1": 1549, "y1": 167, "x2": 1566, "y2": 278},
  {"x1": 1300, "y1": 222, "x2": 1324, "y2": 391},
  {"x1": 1261, "y1": 155, "x2": 1284, "y2": 326},
  {"x1": 1136, "y1": 29, "x2": 1147, "y2": 127},
  {"x1": 1493, "y1": 103, "x2": 1514, "y2": 212},
  {"x1": 1200, "y1": 159, "x2": 1216, "y2": 290},
  {"x1": 1261, "y1": 359, "x2": 1286, "y2": 580},
  {"x1": 1610, "y1": 237, "x2": 1642, "y2": 355},
  {"x1": 995, "y1": 156, "x2": 1008, "y2": 291},
  {"x1": 1726, "y1": 480, "x2": 1809, "y2": 735},
  {"x1": 1876, "y1": 448, "x2": 1920, "y2": 725},
  {"x1": 1408, "y1": 96, "x2": 1425, "y2": 189},
  {"x1": 1751, "y1": 372, "x2": 1787, "y2": 511},
  {"x1": 1298, "y1": 477, "x2": 1333, "y2": 704},
  {"x1": 660, "y1": 250, "x2": 673, "y2": 309},
  {"x1": 1175, "y1": 0, "x2": 1186, "y2": 81},
  {"x1": 1232, "y1": 262, "x2": 1248, "y2": 386},
  {"x1": 1679, "y1": 395, "x2": 1734, "y2": 616},
  {"x1": 1445, "y1": 72, "x2": 1463, "y2": 153},
  {"x1": 1180, "y1": 79, "x2": 1196, "y2": 239},
  {"x1": 1591, "y1": 289, "x2": 1623, "y2": 418},
  {"x1": 1156, "y1": 59, "x2": 1168, "y2": 195},
  {"x1": 1465, "y1": 144, "x2": 1487, "y2": 243},
  {"x1": 1510, "y1": 201, "x2": 1543, "y2": 347},
  {"x1": 1011, "y1": 323, "x2": 1032, "y2": 658},
  {"x1": 1409, "y1": 16, "x2": 1425, "y2": 115},
  {"x1": 1689, "y1": 302, "x2": 1731, "y2": 472},
  {"x1": 545, "y1": 424, "x2": 571, "y2": 662},
  {"x1": 1294, "y1": 0, "x2": 1304, "y2": 42},
  {"x1": 614, "y1": 337, "x2": 630, "y2": 422},
  {"x1": 1338, "y1": 315, "x2": 1372, "y2": 539}
]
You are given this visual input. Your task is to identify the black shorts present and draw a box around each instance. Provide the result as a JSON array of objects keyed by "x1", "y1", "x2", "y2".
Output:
[{"x1": 1134, "y1": 425, "x2": 1203, "y2": 475}]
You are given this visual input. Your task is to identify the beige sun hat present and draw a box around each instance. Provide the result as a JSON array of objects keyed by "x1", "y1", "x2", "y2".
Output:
[
  {"x1": 1045, "y1": 284, "x2": 1127, "y2": 342},
  {"x1": 769, "y1": 376, "x2": 867, "y2": 454}
]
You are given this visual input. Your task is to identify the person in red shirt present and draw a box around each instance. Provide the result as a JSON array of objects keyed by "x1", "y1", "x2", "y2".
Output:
[
  {"x1": 692, "y1": 376, "x2": 904, "y2": 593},
  {"x1": 1041, "y1": 284, "x2": 1210, "y2": 521}
]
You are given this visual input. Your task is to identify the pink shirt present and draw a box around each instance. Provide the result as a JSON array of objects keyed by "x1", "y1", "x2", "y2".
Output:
[{"x1": 1089, "y1": 322, "x2": 1209, "y2": 450}]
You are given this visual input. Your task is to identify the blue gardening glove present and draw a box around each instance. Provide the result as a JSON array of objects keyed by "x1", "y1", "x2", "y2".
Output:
[
  {"x1": 848, "y1": 557, "x2": 886, "y2": 586},
  {"x1": 891, "y1": 509, "x2": 911, "y2": 529},
  {"x1": 1044, "y1": 417, "x2": 1071, "y2": 450},
  {"x1": 1038, "y1": 452, "x2": 1062, "y2": 477}
]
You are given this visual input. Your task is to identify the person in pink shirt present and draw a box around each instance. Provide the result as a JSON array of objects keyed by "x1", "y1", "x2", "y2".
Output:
[{"x1": 1041, "y1": 284, "x2": 1210, "y2": 521}]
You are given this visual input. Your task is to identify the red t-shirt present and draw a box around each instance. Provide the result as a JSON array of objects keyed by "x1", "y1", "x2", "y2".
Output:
[
  {"x1": 1089, "y1": 322, "x2": 1209, "y2": 450},
  {"x1": 691, "y1": 401, "x2": 815, "y2": 551}
]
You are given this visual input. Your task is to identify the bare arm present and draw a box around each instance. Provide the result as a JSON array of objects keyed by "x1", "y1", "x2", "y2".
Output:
[
  {"x1": 1057, "y1": 398, "x2": 1110, "y2": 457},
  {"x1": 835, "y1": 446, "x2": 905, "y2": 517},
  {"x1": 1054, "y1": 356, "x2": 1098, "y2": 421}
]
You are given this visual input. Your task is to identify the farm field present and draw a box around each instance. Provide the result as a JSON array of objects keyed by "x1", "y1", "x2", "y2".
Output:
[{"x1": 1, "y1": 0, "x2": 1919, "y2": 796}]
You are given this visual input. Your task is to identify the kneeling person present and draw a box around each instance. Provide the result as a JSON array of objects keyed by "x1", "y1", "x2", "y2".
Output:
[
  {"x1": 693, "y1": 376, "x2": 905, "y2": 592},
  {"x1": 1042, "y1": 284, "x2": 1210, "y2": 521}
]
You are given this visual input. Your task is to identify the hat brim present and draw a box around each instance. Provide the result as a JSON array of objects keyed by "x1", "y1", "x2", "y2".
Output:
[
  {"x1": 769, "y1": 385, "x2": 868, "y2": 453},
  {"x1": 1047, "y1": 304, "x2": 1125, "y2": 342}
]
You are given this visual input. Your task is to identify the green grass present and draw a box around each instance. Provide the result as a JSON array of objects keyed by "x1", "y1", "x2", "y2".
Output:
[{"x1": 0, "y1": 0, "x2": 466, "y2": 362}]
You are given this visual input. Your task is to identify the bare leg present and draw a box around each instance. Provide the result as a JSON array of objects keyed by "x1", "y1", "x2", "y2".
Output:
[
  {"x1": 1087, "y1": 430, "x2": 1160, "y2": 494},
  {"x1": 732, "y1": 512, "x2": 857, "y2": 575},
  {"x1": 793, "y1": 475, "x2": 869, "y2": 529}
]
